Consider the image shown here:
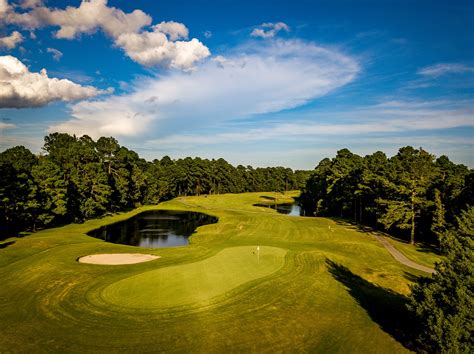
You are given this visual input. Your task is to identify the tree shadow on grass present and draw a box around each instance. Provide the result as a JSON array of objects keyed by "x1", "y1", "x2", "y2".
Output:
[
  {"x1": 403, "y1": 271, "x2": 423, "y2": 283},
  {"x1": 0, "y1": 241, "x2": 15, "y2": 249},
  {"x1": 326, "y1": 259, "x2": 417, "y2": 351},
  {"x1": 259, "y1": 195, "x2": 276, "y2": 201}
]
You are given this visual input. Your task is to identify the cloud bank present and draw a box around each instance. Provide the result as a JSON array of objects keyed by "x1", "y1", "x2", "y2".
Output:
[
  {"x1": 0, "y1": 55, "x2": 110, "y2": 108},
  {"x1": 50, "y1": 39, "x2": 359, "y2": 137}
]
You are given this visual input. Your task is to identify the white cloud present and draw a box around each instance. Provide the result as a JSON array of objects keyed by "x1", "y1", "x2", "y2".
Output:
[
  {"x1": 418, "y1": 63, "x2": 474, "y2": 77},
  {"x1": 0, "y1": 121, "x2": 15, "y2": 129},
  {"x1": 0, "y1": 55, "x2": 111, "y2": 108},
  {"x1": 251, "y1": 22, "x2": 290, "y2": 39},
  {"x1": 0, "y1": 0, "x2": 11, "y2": 15},
  {"x1": 114, "y1": 28, "x2": 210, "y2": 69},
  {"x1": 0, "y1": 31, "x2": 23, "y2": 49},
  {"x1": 1, "y1": 0, "x2": 210, "y2": 70},
  {"x1": 49, "y1": 39, "x2": 359, "y2": 137},
  {"x1": 154, "y1": 21, "x2": 188, "y2": 41},
  {"x1": 4, "y1": 0, "x2": 151, "y2": 39},
  {"x1": 50, "y1": 97, "x2": 153, "y2": 137},
  {"x1": 46, "y1": 47, "x2": 63, "y2": 61}
]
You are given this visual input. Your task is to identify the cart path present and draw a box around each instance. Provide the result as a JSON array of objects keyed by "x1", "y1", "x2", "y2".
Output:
[{"x1": 373, "y1": 233, "x2": 435, "y2": 274}]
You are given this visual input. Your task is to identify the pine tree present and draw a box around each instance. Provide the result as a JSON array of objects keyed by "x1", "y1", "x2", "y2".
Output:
[{"x1": 408, "y1": 207, "x2": 474, "y2": 352}]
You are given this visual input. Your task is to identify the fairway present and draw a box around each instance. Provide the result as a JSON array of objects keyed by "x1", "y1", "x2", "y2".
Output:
[
  {"x1": 0, "y1": 192, "x2": 441, "y2": 352},
  {"x1": 103, "y1": 246, "x2": 287, "y2": 308}
]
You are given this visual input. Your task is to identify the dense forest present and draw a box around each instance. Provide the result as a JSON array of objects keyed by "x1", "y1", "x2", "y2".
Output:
[
  {"x1": 0, "y1": 133, "x2": 309, "y2": 237},
  {"x1": 300, "y1": 147, "x2": 473, "y2": 245}
]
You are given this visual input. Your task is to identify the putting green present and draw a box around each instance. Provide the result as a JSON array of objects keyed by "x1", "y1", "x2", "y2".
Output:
[{"x1": 102, "y1": 246, "x2": 287, "y2": 309}]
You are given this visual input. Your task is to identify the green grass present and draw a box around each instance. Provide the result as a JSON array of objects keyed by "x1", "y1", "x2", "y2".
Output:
[
  {"x1": 103, "y1": 246, "x2": 287, "y2": 309},
  {"x1": 384, "y1": 236, "x2": 444, "y2": 268},
  {"x1": 0, "y1": 191, "x2": 438, "y2": 352}
]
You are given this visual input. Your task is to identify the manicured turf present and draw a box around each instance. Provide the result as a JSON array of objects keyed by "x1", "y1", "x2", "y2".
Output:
[
  {"x1": 104, "y1": 246, "x2": 287, "y2": 309},
  {"x1": 0, "y1": 192, "x2": 439, "y2": 352}
]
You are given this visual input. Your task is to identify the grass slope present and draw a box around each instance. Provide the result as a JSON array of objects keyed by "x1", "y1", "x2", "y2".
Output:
[{"x1": 0, "y1": 191, "x2": 438, "y2": 352}]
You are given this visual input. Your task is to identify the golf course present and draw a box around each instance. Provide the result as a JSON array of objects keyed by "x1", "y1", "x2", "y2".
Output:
[{"x1": 0, "y1": 192, "x2": 440, "y2": 352}]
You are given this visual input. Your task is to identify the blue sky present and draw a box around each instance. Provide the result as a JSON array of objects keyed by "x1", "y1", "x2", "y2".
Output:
[{"x1": 0, "y1": 0, "x2": 473, "y2": 169}]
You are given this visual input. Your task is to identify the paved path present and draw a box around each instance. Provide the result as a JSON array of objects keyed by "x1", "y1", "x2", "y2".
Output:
[{"x1": 373, "y1": 233, "x2": 435, "y2": 274}]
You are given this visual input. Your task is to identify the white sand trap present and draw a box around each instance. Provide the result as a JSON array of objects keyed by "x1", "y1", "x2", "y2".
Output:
[{"x1": 78, "y1": 253, "x2": 160, "y2": 265}]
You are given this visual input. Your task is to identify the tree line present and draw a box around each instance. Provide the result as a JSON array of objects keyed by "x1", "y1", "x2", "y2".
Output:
[
  {"x1": 0, "y1": 133, "x2": 310, "y2": 237},
  {"x1": 300, "y1": 146, "x2": 472, "y2": 245}
]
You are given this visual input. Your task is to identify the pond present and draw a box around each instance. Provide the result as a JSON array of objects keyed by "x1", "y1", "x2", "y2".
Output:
[
  {"x1": 255, "y1": 202, "x2": 305, "y2": 216},
  {"x1": 87, "y1": 210, "x2": 218, "y2": 248}
]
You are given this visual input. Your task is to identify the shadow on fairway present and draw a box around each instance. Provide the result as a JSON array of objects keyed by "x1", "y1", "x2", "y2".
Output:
[
  {"x1": 326, "y1": 259, "x2": 417, "y2": 351},
  {"x1": 403, "y1": 271, "x2": 424, "y2": 283},
  {"x1": 0, "y1": 241, "x2": 15, "y2": 249}
]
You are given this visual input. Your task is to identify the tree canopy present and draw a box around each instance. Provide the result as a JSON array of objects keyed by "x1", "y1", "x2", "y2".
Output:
[
  {"x1": 408, "y1": 207, "x2": 473, "y2": 352},
  {"x1": 0, "y1": 133, "x2": 310, "y2": 237},
  {"x1": 300, "y1": 147, "x2": 472, "y2": 244}
]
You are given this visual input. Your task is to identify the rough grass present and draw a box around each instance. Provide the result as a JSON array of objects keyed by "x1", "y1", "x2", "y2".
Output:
[{"x1": 0, "y1": 191, "x2": 439, "y2": 352}]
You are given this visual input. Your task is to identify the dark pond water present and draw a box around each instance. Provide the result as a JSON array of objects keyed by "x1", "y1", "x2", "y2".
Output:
[
  {"x1": 255, "y1": 202, "x2": 305, "y2": 216},
  {"x1": 88, "y1": 210, "x2": 218, "y2": 248}
]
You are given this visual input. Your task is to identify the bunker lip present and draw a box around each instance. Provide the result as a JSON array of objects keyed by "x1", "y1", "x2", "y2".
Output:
[{"x1": 78, "y1": 253, "x2": 160, "y2": 265}]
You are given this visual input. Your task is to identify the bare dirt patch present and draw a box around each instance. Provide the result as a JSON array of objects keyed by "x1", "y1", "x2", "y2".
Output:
[{"x1": 78, "y1": 253, "x2": 160, "y2": 265}]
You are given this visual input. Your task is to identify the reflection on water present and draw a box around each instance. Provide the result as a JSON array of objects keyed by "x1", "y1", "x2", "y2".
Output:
[
  {"x1": 255, "y1": 202, "x2": 306, "y2": 216},
  {"x1": 88, "y1": 210, "x2": 218, "y2": 248}
]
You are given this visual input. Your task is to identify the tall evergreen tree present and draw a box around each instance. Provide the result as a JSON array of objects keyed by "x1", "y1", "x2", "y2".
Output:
[{"x1": 408, "y1": 206, "x2": 473, "y2": 352}]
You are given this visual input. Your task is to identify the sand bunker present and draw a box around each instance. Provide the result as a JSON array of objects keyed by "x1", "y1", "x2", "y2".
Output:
[{"x1": 78, "y1": 253, "x2": 160, "y2": 265}]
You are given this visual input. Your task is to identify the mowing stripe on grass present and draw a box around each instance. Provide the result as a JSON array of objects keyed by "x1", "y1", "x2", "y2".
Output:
[{"x1": 102, "y1": 245, "x2": 287, "y2": 309}]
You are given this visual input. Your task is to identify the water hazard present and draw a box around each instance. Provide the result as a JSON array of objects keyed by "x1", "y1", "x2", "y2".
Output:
[
  {"x1": 88, "y1": 210, "x2": 218, "y2": 248},
  {"x1": 255, "y1": 202, "x2": 306, "y2": 216}
]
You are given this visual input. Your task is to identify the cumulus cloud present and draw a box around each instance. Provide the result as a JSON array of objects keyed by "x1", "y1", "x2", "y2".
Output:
[
  {"x1": 0, "y1": 55, "x2": 111, "y2": 108},
  {"x1": 49, "y1": 39, "x2": 359, "y2": 137},
  {"x1": 418, "y1": 63, "x2": 474, "y2": 77},
  {"x1": 154, "y1": 21, "x2": 188, "y2": 41},
  {"x1": 46, "y1": 47, "x2": 63, "y2": 61},
  {"x1": 1, "y1": 0, "x2": 210, "y2": 70},
  {"x1": 3, "y1": 0, "x2": 151, "y2": 39},
  {"x1": 251, "y1": 22, "x2": 290, "y2": 39},
  {"x1": 0, "y1": 31, "x2": 23, "y2": 49},
  {"x1": 114, "y1": 28, "x2": 210, "y2": 69},
  {"x1": 0, "y1": 0, "x2": 10, "y2": 15}
]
